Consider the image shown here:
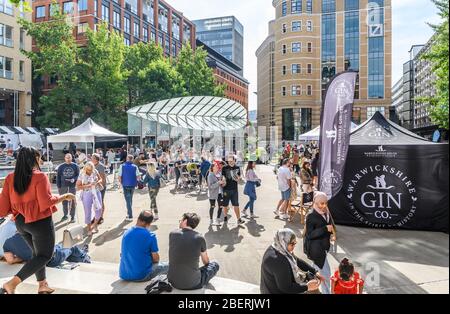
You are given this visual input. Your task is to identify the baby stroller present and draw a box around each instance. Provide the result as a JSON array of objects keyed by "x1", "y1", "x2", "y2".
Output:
[{"x1": 179, "y1": 163, "x2": 200, "y2": 190}]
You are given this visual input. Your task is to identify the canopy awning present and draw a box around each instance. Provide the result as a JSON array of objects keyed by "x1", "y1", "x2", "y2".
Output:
[
  {"x1": 47, "y1": 118, "x2": 127, "y2": 143},
  {"x1": 299, "y1": 122, "x2": 359, "y2": 141},
  {"x1": 128, "y1": 96, "x2": 248, "y2": 132}
]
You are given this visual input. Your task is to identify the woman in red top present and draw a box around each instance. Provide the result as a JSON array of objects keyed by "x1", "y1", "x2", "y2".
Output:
[
  {"x1": 0, "y1": 147, "x2": 75, "y2": 294},
  {"x1": 331, "y1": 258, "x2": 364, "y2": 294}
]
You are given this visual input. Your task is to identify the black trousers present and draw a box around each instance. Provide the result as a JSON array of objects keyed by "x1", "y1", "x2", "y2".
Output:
[
  {"x1": 15, "y1": 215, "x2": 55, "y2": 282},
  {"x1": 209, "y1": 199, "x2": 223, "y2": 220}
]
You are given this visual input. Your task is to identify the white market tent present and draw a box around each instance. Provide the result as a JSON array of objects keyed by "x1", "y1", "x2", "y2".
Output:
[
  {"x1": 46, "y1": 118, "x2": 127, "y2": 160},
  {"x1": 298, "y1": 122, "x2": 359, "y2": 141}
]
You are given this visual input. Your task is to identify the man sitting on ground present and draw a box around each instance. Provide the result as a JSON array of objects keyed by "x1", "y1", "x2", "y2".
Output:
[
  {"x1": 168, "y1": 213, "x2": 219, "y2": 290},
  {"x1": 119, "y1": 210, "x2": 168, "y2": 282}
]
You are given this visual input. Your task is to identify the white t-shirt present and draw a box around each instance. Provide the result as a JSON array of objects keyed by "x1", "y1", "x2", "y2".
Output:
[
  {"x1": 106, "y1": 151, "x2": 116, "y2": 163},
  {"x1": 277, "y1": 166, "x2": 292, "y2": 192}
]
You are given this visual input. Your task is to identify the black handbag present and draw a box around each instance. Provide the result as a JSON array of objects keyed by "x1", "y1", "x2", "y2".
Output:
[{"x1": 256, "y1": 180, "x2": 261, "y2": 187}]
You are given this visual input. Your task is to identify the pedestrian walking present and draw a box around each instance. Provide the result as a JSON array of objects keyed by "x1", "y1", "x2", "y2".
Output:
[
  {"x1": 142, "y1": 163, "x2": 161, "y2": 221},
  {"x1": 119, "y1": 155, "x2": 141, "y2": 221},
  {"x1": 56, "y1": 153, "x2": 79, "y2": 223},
  {"x1": 221, "y1": 156, "x2": 245, "y2": 224},
  {"x1": 243, "y1": 161, "x2": 261, "y2": 219},
  {"x1": 92, "y1": 153, "x2": 107, "y2": 224},
  {"x1": 274, "y1": 159, "x2": 292, "y2": 220},
  {"x1": 207, "y1": 163, "x2": 223, "y2": 226}
]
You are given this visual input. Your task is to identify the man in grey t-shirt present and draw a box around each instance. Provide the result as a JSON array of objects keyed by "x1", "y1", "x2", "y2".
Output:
[{"x1": 168, "y1": 213, "x2": 219, "y2": 290}]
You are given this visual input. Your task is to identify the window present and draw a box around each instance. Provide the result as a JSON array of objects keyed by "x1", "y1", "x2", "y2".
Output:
[
  {"x1": 367, "y1": 107, "x2": 385, "y2": 119},
  {"x1": 306, "y1": 20, "x2": 313, "y2": 31},
  {"x1": 282, "y1": 65, "x2": 287, "y2": 75},
  {"x1": 101, "y1": 4, "x2": 109, "y2": 22},
  {"x1": 291, "y1": 0, "x2": 302, "y2": 14},
  {"x1": 306, "y1": 0, "x2": 313, "y2": 13},
  {"x1": 282, "y1": 108, "x2": 312, "y2": 141},
  {"x1": 281, "y1": 1, "x2": 287, "y2": 16},
  {"x1": 78, "y1": 0, "x2": 87, "y2": 11},
  {"x1": 143, "y1": 27, "x2": 148, "y2": 42},
  {"x1": 19, "y1": 60, "x2": 24, "y2": 81},
  {"x1": 158, "y1": 5, "x2": 168, "y2": 33},
  {"x1": 292, "y1": 21, "x2": 301, "y2": 32},
  {"x1": 20, "y1": 28, "x2": 24, "y2": 50},
  {"x1": 134, "y1": 22, "x2": 139, "y2": 38},
  {"x1": 291, "y1": 85, "x2": 301, "y2": 96},
  {"x1": 35, "y1": 6, "x2": 46, "y2": 18},
  {"x1": 125, "y1": 0, "x2": 138, "y2": 14},
  {"x1": 50, "y1": 3, "x2": 60, "y2": 16},
  {"x1": 113, "y1": 11, "x2": 121, "y2": 29},
  {"x1": 282, "y1": 24, "x2": 287, "y2": 33},
  {"x1": 307, "y1": 85, "x2": 312, "y2": 96},
  {"x1": 151, "y1": 29, "x2": 156, "y2": 42},
  {"x1": 0, "y1": 0, "x2": 13, "y2": 15},
  {"x1": 292, "y1": 42, "x2": 301, "y2": 53},
  {"x1": 63, "y1": 2, "x2": 74, "y2": 14},
  {"x1": 124, "y1": 16, "x2": 130, "y2": 34},
  {"x1": 0, "y1": 56, "x2": 13, "y2": 79},
  {"x1": 282, "y1": 86, "x2": 287, "y2": 96},
  {"x1": 124, "y1": 37, "x2": 130, "y2": 46},
  {"x1": 77, "y1": 22, "x2": 88, "y2": 34},
  {"x1": 94, "y1": 0, "x2": 97, "y2": 17},
  {"x1": 0, "y1": 24, "x2": 13, "y2": 48},
  {"x1": 282, "y1": 44, "x2": 287, "y2": 54},
  {"x1": 172, "y1": 16, "x2": 180, "y2": 40},
  {"x1": 352, "y1": 107, "x2": 361, "y2": 124},
  {"x1": 292, "y1": 64, "x2": 301, "y2": 74},
  {"x1": 307, "y1": 63, "x2": 312, "y2": 74},
  {"x1": 307, "y1": 42, "x2": 312, "y2": 52},
  {"x1": 143, "y1": 0, "x2": 154, "y2": 24}
]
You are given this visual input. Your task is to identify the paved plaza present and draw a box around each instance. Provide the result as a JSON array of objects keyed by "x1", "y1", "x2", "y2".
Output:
[{"x1": 2, "y1": 165, "x2": 448, "y2": 294}]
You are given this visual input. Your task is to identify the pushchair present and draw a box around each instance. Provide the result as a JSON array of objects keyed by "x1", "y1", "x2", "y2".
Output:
[{"x1": 179, "y1": 163, "x2": 200, "y2": 190}]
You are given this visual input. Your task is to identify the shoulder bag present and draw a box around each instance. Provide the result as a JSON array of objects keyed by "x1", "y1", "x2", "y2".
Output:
[{"x1": 62, "y1": 200, "x2": 84, "y2": 248}]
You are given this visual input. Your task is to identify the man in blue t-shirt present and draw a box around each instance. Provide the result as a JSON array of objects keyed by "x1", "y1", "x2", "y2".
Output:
[{"x1": 119, "y1": 210, "x2": 168, "y2": 282}]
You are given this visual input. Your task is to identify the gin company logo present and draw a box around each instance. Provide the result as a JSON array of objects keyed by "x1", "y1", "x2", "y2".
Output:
[
  {"x1": 364, "y1": 146, "x2": 398, "y2": 158},
  {"x1": 346, "y1": 165, "x2": 418, "y2": 228},
  {"x1": 321, "y1": 170, "x2": 343, "y2": 191}
]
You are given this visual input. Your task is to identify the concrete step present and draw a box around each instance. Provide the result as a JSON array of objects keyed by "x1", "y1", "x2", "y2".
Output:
[{"x1": 0, "y1": 261, "x2": 260, "y2": 294}]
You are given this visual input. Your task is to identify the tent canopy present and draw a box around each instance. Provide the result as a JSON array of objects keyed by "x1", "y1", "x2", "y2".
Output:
[
  {"x1": 350, "y1": 111, "x2": 435, "y2": 145},
  {"x1": 128, "y1": 96, "x2": 247, "y2": 132},
  {"x1": 47, "y1": 118, "x2": 127, "y2": 144},
  {"x1": 299, "y1": 122, "x2": 359, "y2": 141}
]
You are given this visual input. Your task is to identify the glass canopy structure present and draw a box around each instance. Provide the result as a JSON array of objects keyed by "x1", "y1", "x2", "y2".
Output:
[{"x1": 127, "y1": 96, "x2": 247, "y2": 132}]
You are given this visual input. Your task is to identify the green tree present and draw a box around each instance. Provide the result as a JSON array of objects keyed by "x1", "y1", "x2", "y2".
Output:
[
  {"x1": 80, "y1": 23, "x2": 128, "y2": 132},
  {"x1": 139, "y1": 58, "x2": 186, "y2": 103},
  {"x1": 419, "y1": 0, "x2": 449, "y2": 129},
  {"x1": 19, "y1": 5, "x2": 81, "y2": 129},
  {"x1": 175, "y1": 44, "x2": 225, "y2": 97},
  {"x1": 123, "y1": 42, "x2": 165, "y2": 108}
]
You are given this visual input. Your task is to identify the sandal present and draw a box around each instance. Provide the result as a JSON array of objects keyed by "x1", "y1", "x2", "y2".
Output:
[
  {"x1": 0, "y1": 285, "x2": 14, "y2": 294},
  {"x1": 38, "y1": 290, "x2": 55, "y2": 294}
]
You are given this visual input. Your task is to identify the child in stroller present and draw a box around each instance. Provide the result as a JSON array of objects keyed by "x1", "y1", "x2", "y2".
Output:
[{"x1": 179, "y1": 162, "x2": 200, "y2": 190}]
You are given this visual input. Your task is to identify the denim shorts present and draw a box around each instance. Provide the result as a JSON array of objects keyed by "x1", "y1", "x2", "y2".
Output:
[{"x1": 281, "y1": 189, "x2": 291, "y2": 201}]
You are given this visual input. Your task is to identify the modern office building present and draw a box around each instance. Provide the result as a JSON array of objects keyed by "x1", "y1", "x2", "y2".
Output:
[
  {"x1": 194, "y1": 16, "x2": 244, "y2": 74},
  {"x1": 32, "y1": 0, "x2": 197, "y2": 92},
  {"x1": 197, "y1": 39, "x2": 249, "y2": 112},
  {"x1": 0, "y1": 0, "x2": 32, "y2": 127},
  {"x1": 256, "y1": 0, "x2": 392, "y2": 142}
]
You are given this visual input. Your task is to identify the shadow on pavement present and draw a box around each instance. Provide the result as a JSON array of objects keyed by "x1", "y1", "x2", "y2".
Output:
[
  {"x1": 92, "y1": 220, "x2": 133, "y2": 247},
  {"x1": 245, "y1": 220, "x2": 266, "y2": 238},
  {"x1": 204, "y1": 224, "x2": 244, "y2": 253}
]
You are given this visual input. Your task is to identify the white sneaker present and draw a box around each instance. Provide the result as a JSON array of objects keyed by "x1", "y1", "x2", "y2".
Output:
[
  {"x1": 273, "y1": 210, "x2": 280, "y2": 218},
  {"x1": 125, "y1": 216, "x2": 133, "y2": 222},
  {"x1": 250, "y1": 214, "x2": 258, "y2": 219},
  {"x1": 210, "y1": 219, "x2": 214, "y2": 225},
  {"x1": 282, "y1": 214, "x2": 290, "y2": 220},
  {"x1": 213, "y1": 219, "x2": 221, "y2": 226},
  {"x1": 153, "y1": 214, "x2": 159, "y2": 221},
  {"x1": 242, "y1": 209, "x2": 249, "y2": 217}
]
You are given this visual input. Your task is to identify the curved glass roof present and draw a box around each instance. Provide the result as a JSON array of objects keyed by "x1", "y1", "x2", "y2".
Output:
[{"x1": 127, "y1": 96, "x2": 247, "y2": 131}]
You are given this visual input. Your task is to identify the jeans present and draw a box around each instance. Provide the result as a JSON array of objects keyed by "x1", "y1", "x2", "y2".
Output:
[
  {"x1": 313, "y1": 254, "x2": 331, "y2": 294},
  {"x1": 193, "y1": 261, "x2": 220, "y2": 289},
  {"x1": 47, "y1": 244, "x2": 91, "y2": 268},
  {"x1": 15, "y1": 215, "x2": 55, "y2": 282},
  {"x1": 135, "y1": 262, "x2": 170, "y2": 282},
  {"x1": 244, "y1": 197, "x2": 256, "y2": 214},
  {"x1": 58, "y1": 186, "x2": 76, "y2": 219},
  {"x1": 149, "y1": 188, "x2": 159, "y2": 213},
  {"x1": 123, "y1": 187, "x2": 135, "y2": 218}
]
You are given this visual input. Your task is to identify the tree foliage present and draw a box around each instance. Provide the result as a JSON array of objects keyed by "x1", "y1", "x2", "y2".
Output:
[
  {"x1": 420, "y1": 0, "x2": 449, "y2": 129},
  {"x1": 20, "y1": 9, "x2": 225, "y2": 132}
]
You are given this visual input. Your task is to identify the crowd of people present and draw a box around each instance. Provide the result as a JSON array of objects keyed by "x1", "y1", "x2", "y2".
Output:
[{"x1": 0, "y1": 144, "x2": 364, "y2": 295}]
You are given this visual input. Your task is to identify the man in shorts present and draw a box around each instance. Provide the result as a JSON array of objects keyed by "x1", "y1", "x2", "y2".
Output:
[
  {"x1": 221, "y1": 156, "x2": 245, "y2": 224},
  {"x1": 275, "y1": 159, "x2": 292, "y2": 220}
]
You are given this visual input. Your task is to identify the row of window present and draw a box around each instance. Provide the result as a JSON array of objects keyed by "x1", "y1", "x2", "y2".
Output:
[
  {"x1": 225, "y1": 84, "x2": 246, "y2": 98},
  {"x1": 0, "y1": 23, "x2": 26, "y2": 50},
  {"x1": 281, "y1": 42, "x2": 313, "y2": 54},
  {"x1": 282, "y1": 20, "x2": 313, "y2": 33},
  {"x1": 0, "y1": 56, "x2": 25, "y2": 81},
  {"x1": 281, "y1": 85, "x2": 313, "y2": 96},
  {"x1": 281, "y1": 0, "x2": 313, "y2": 17},
  {"x1": 282, "y1": 63, "x2": 313, "y2": 75},
  {"x1": 218, "y1": 70, "x2": 247, "y2": 88}
]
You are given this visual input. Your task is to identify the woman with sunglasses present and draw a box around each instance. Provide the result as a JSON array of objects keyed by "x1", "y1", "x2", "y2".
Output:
[{"x1": 260, "y1": 228, "x2": 323, "y2": 294}]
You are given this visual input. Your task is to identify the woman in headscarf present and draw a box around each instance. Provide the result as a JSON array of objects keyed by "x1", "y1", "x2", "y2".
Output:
[
  {"x1": 303, "y1": 192, "x2": 336, "y2": 294},
  {"x1": 260, "y1": 228, "x2": 323, "y2": 294}
]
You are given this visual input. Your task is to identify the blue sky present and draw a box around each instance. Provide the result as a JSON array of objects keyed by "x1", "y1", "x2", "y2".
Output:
[{"x1": 169, "y1": 0, "x2": 441, "y2": 111}]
